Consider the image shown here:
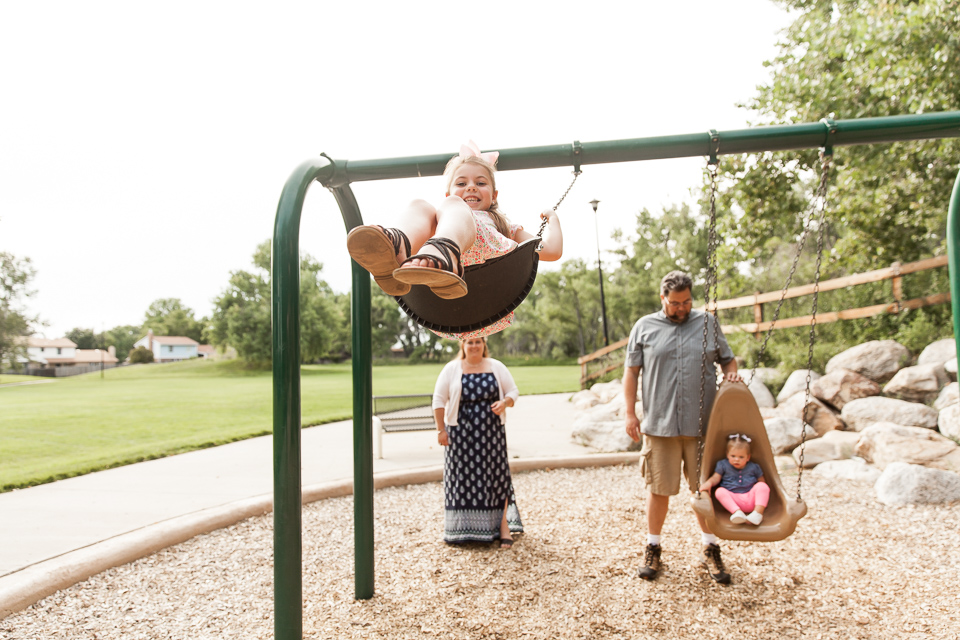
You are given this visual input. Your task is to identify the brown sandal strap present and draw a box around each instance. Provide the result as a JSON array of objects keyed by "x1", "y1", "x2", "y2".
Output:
[
  {"x1": 380, "y1": 227, "x2": 411, "y2": 262},
  {"x1": 401, "y1": 237, "x2": 463, "y2": 277}
]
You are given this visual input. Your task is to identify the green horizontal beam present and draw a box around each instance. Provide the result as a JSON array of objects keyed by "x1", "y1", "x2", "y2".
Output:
[{"x1": 319, "y1": 111, "x2": 960, "y2": 186}]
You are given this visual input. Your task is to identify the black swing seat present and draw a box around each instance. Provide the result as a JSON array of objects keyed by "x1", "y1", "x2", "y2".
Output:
[
  {"x1": 691, "y1": 380, "x2": 807, "y2": 542},
  {"x1": 395, "y1": 238, "x2": 540, "y2": 334}
]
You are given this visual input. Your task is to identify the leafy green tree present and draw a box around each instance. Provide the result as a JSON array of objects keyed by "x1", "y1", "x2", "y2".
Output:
[
  {"x1": 0, "y1": 252, "x2": 38, "y2": 370},
  {"x1": 209, "y1": 240, "x2": 347, "y2": 364},
  {"x1": 65, "y1": 327, "x2": 98, "y2": 349},
  {"x1": 102, "y1": 324, "x2": 142, "y2": 362},
  {"x1": 142, "y1": 298, "x2": 205, "y2": 342},
  {"x1": 128, "y1": 346, "x2": 155, "y2": 364}
]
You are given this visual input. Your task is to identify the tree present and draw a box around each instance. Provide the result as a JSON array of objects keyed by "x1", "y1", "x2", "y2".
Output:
[
  {"x1": 142, "y1": 298, "x2": 205, "y2": 342},
  {"x1": 0, "y1": 252, "x2": 38, "y2": 370},
  {"x1": 128, "y1": 346, "x2": 155, "y2": 364},
  {"x1": 102, "y1": 325, "x2": 142, "y2": 362},
  {"x1": 209, "y1": 240, "x2": 348, "y2": 364},
  {"x1": 718, "y1": 0, "x2": 960, "y2": 273},
  {"x1": 65, "y1": 327, "x2": 98, "y2": 349}
]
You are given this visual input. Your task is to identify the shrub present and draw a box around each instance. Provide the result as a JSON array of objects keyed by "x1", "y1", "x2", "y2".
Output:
[{"x1": 128, "y1": 346, "x2": 154, "y2": 364}]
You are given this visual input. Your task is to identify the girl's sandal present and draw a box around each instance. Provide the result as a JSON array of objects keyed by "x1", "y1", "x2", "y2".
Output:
[
  {"x1": 346, "y1": 225, "x2": 412, "y2": 296},
  {"x1": 393, "y1": 237, "x2": 468, "y2": 300}
]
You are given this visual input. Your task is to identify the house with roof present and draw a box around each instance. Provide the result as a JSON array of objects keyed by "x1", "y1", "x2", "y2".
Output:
[
  {"x1": 133, "y1": 330, "x2": 199, "y2": 363},
  {"x1": 24, "y1": 337, "x2": 78, "y2": 367}
]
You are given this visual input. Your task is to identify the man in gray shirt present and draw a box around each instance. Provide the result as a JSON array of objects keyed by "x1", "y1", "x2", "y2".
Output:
[{"x1": 623, "y1": 271, "x2": 741, "y2": 583}]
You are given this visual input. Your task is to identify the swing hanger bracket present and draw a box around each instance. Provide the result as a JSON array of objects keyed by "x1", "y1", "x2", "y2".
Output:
[
  {"x1": 318, "y1": 152, "x2": 350, "y2": 188},
  {"x1": 707, "y1": 129, "x2": 720, "y2": 166},
  {"x1": 571, "y1": 140, "x2": 583, "y2": 174},
  {"x1": 820, "y1": 118, "x2": 838, "y2": 156}
]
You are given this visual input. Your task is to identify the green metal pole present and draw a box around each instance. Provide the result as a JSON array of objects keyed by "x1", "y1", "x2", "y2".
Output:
[
  {"x1": 273, "y1": 157, "x2": 334, "y2": 640},
  {"x1": 947, "y1": 167, "x2": 960, "y2": 369},
  {"x1": 329, "y1": 185, "x2": 375, "y2": 599}
]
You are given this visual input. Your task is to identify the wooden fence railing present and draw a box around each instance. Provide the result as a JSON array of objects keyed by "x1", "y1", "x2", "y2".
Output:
[{"x1": 577, "y1": 255, "x2": 950, "y2": 388}]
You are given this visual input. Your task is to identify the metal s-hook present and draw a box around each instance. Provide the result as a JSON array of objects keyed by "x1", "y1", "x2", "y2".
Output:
[
  {"x1": 820, "y1": 118, "x2": 837, "y2": 157},
  {"x1": 707, "y1": 129, "x2": 720, "y2": 165}
]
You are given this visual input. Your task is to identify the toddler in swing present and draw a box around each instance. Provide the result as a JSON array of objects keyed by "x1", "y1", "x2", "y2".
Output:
[
  {"x1": 699, "y1": 433, "x2": 769, "y2": 525},
  {"x1": 346, "y1": 141, "x2": 563, "y2": 324}
]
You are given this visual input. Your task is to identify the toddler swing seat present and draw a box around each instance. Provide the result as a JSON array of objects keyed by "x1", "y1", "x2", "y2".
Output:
[
  {"x1": 691, "y1": 380, "x2": 807, "y2": 542},
  {"x1": 395, "y1": 238, "x2": 540, "y2": 334}
]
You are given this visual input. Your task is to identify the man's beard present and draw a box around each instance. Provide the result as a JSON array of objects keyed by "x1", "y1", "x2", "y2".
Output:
[{"x1": 665, "y1": 308, "x2": 689, "y2": 323}]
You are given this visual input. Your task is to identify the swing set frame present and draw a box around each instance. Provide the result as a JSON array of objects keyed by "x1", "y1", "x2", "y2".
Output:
[{"x1": 271, "y1": 111, "x2": 960, "y2": 639}]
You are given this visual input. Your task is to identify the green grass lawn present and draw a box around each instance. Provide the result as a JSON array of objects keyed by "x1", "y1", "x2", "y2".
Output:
[
  {"x1": 0, "y1": 359, "x2": 578, "y2": 491},
  {"x1": 0, "y1": 374, "x2": 38, "y2": 385}
]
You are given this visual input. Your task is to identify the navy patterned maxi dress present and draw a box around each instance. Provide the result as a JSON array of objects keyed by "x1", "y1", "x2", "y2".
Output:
[{"x1": 443, "y1": 372, "x2": 523, "y2": 543}]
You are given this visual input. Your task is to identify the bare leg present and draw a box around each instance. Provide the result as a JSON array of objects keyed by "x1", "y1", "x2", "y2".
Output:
[
  {"x1": 400, "y1": 196, "x2": 476, "y2": 269},
  {"x1": 647, "y1": 491, "x2": 669, "y2": 536},
  {"x1": 499, "y1": 497, "x2": 513, "y2": 548}
]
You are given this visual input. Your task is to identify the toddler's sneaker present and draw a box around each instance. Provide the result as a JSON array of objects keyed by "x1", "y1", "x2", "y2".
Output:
[
  {"x1": 746, "y1": 511, "x2": 764, "y2": 525},
  {"x1": 729, "y1": 509, "x2": 747, "y2": 525}
]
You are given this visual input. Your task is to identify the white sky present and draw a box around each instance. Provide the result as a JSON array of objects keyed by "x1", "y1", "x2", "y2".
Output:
[{"x1": 0, "y1": 1, "x2": 793, "y2": 339}]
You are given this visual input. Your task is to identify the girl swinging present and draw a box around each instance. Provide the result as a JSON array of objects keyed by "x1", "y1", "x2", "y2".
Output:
[{"x1": 346, "y1": 141, "x2": 563, "y2": 339}]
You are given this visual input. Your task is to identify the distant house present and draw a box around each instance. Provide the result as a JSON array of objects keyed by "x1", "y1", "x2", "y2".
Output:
[
  {"x1": 25, "y1": 338, "x2": 78, "y2": 367},
  {"x1": 19, "y1": 338, "x2": 118, "y2": 372},
  {"x1": 197, "y1": 344, "x2": 216, "y2": 359},
  {"x1": 133, "y1": 329, "x2": 199, "y2": 363}
]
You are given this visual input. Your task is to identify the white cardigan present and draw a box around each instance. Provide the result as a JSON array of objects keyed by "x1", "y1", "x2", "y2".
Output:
[{"x1": 432, "y1": 358, "x2": 520, "y2": 427}]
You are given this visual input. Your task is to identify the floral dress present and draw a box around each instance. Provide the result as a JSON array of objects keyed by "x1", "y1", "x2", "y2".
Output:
[
  {"x1": 432, "y1": 211, "x2": 523, "y2": 341},
  {"x1": 443, "y1": 372, "x2": 523, "y2": 543}
]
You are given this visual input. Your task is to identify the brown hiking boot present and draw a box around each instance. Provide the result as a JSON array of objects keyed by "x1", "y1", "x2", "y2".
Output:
[
  {"x1": 637, "y1": 544, "x2": 662, "y2": 580},
  {"x1": 702, "y1": 543, "x2": 731, "y2": 584}
]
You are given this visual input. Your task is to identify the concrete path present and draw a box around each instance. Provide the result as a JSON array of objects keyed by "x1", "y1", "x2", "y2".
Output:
[{"x1": 0, "y1": 393, "x2": 638, "y2": 616}]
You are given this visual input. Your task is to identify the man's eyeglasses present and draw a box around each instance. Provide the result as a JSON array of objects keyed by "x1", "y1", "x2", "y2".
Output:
[{"x1": 665, "y1": 300, "x2": 693, "y2": 309}]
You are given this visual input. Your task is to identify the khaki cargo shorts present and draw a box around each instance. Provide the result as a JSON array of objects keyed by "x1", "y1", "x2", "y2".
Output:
[{"x1": 639, "y1": 434, "x2": 702, "y2": 496}]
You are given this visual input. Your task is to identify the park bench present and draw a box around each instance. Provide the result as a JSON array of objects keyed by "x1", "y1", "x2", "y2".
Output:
[{"x1": 372, "y1": 394, "x2": 434, "y2": 459}]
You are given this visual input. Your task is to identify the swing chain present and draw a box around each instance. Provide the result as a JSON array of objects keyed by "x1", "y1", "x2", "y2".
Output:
[
  {"x1": 538, "y1": 169, "x2": 582, "y2": 239},
  {"x1": 696, "y1": 160, "x2": 721, "y2": 491},
  {"x1": 745, "y1": 150, "x2": 832, "y2": 388},
  {"x1": 796, "y1": 150, "x2": 831, "y2": 501}
]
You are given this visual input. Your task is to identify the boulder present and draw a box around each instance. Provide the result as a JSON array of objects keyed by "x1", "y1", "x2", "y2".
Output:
[
  {"x1": 810, "y1": 459, "x2": 882, "y2": 483},
  {"x1": 933, "y1": 382, "x2": 959, "y2": 411},
  {"x1": 840, "y1": 396, "x2": 939, "y2": 432},
  {"x1": 571, "y1": 389, "x2": 599, "y2": 410},
  {"x1": 747, "y1": 376, "x2": 776, "y2": 408},
  {"x1": 764, "y1": 417, "x2": 817, "y2": 454},
  {"x1": 875, "y1": 462, "x2": 960, "y2": 506},
  {"x1": 916, "y1": 338, "x2": 956, "y2": 367},
  {"x1": 882, "y1": 364, "x2": 948, "y2": 404},
  {"x1": 825, "y1": 340, "x2": 912, "y2": 384},
  {"x1": 589, "y1": 379, "x2": 622, "y2": 404},
  {"x1": 571, "y1": 419, "x2": 640, "y2": 452},
  {"x1": 810, "y1": 367, "x2": 881, "y2": 410},
  {"x1": 854, "y1": 422, "x2": 960, "y2": 472},
  {"x1": 945, "y1": 357, "x2": 957, "y2": 380},
  {"x1": 776, "y1": 369, "x2": 821, "y2": 404},
  {"x1": 777, "y1": 392, "x2": 845, "y2": 435},
  {"x1": 747, "y1": 367, "x2": 782, "y2": 386},
  {"x1": 775, "y1": 455, "x2": 798, "y2": 473},
  {"x1": 793, "y1": 430, "x2": 861, "y2": 468},
  {"x1": 938, "y1": 403, "x2": 960, "y2": 442},
  {"x1": 759, "y1": 407, "x2": 780, "y2": 420}
]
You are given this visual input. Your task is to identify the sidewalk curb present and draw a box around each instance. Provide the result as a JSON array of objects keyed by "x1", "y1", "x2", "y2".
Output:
[{"x1": 0, "y1": 452, "x2": 638, "y2": 619}]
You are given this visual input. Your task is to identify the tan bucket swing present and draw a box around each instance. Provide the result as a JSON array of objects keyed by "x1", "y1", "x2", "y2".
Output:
[{"x1": 690, "y1": 146, "x2": 832, "y2": 543}]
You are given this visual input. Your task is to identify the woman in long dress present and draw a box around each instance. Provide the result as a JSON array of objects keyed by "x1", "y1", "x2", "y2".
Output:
[{"x1": 432, "y1": 337, "x2": 522, "y2": 548}]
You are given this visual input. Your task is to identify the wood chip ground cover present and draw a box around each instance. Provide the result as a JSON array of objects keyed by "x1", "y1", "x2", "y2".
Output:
[{"x1": 3, "y1": 465, "x2": 958, "y2": 639}]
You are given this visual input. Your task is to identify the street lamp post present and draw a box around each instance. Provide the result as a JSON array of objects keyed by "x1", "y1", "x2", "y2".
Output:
[{"x1": 590, "y1": 199, "x2": 610, "y2": 347}]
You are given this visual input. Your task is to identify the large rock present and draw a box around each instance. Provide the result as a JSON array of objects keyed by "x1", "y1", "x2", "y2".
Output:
[
  {"x1": 875, "y1": 462, "x2": 960, "y2": 506},
  {"x1": 917, "y1": 338, "x2": 956, "y2": 368},
  {"x1": 854, "y1": 422, "x2": 960, "y2": 472},
  {"x1": 589, "y1": 379, "x2": 623, "y2": 404},
  {"x1": 777, "y1": 392, "x2": 845, "y2": 435},
  {"x1": 945, "y1": 358, "x2": 957, "y2": 380},
  {"x1": 933, "y1": 382, "x2": 959, "y2": 411},
  {"x1": 571, "y1": 419, "x2": 640, "y2": 452},
  {"x1": 810, "y1": 367, "x2": 881, "y2": 410},
  {"x1": 825, "y1": 340, "x2": 912, "y2": 384},
  {"x1": 882, "y1": 364, "x2": 948, "y2": 404},
  {"x1": 938, "y1": 403, "x2": 960, "y2": 442},
  {"x1": 810, "y1": 458, "x2": 882, "y2": 483},
  {"x1": 747, "y1": 367, "x2": 782, "y2": 386},
  {"x1": 764, "y1": 417, "x2": 817, "y2": 454},
  {"x1": 792, "y1": 430, "x2": 861, "y2": 468},
  {"x1": 776, "y1": 369, "x2": 821, "y2": 404},
  {"x1": 747, "y1": 377, "x2": 776, "y2": 408},
  {"x1": 571, "y1": 389, "x2": 600, "y2": 410},
  {"x1": 840, "y1": 396, "x2": 939, "y2": 432}
]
